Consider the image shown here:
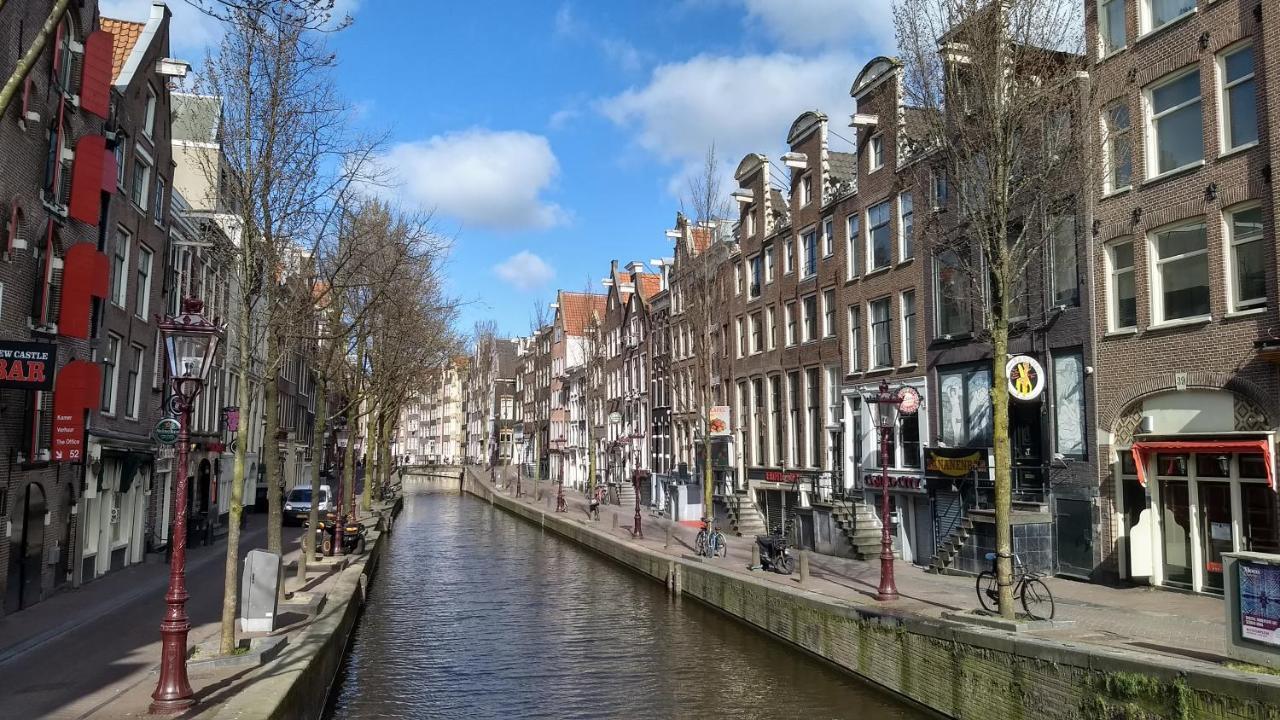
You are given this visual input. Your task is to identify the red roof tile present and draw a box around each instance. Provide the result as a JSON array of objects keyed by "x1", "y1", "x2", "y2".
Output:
[
  {"x1": 635, "y1": 273, "x2": 662, "y2": 300},
  {"x1": 99, "y1": 18, "x2": 145, "y2": 82},
  {"x1": 558, "y1": 292, "x2": 606, "y2": 336}
]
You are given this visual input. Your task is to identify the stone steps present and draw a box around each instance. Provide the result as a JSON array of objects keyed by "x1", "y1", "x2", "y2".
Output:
[
  {"x1": 928, "y1": 518, "x2": 975, "y2": 574},
  {"x1": 720, "y1": 493, "x2": 767, "y2": 537},
  {"x1": 830, "y1": 500, "x2": 883, "y2": 560}
]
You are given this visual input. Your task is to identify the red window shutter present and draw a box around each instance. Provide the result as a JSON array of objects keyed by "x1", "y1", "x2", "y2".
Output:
[
  {"x1": 81, "y1": 31, "x2": 113, "y2": 119},
  {"x1": 59, "y1": 243, "x2": 109, "y2": 339},
  {"x1": 68, "y1": 135, "x2": 106, "y2": 225},
  {"x1": 101, "y1": 149, "x2": 117, "y2": 193}
]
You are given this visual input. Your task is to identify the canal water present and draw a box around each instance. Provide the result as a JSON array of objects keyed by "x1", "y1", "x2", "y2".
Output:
[{"x1": 325, "y1": 489, "x2": 928, "y2": 719}]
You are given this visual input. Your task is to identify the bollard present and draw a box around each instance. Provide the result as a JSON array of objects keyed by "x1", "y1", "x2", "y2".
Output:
[
  {"x1": 751, "y1": 541, "x2": 760, "y2": 570},
  {"x1": 664, "y1": 524, "x2": 671, "y2": 549},
  {"x1": 546, "y1": 495, "x2": 552, "y2": 509},
  {"x1": 799, "y1": 550, "x2": 809, "y2": 583},
  {"x1": 612, "y1": 513, "x2": 618, "y2": 529}
]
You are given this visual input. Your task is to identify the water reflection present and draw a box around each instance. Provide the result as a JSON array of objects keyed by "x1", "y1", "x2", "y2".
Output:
[{"x1": 325, "y1": 489, "x2": 926, "y2": 719}]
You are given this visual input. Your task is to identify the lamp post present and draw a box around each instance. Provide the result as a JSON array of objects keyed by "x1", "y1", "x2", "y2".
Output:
[
  {"x1": 863, "y1": 379, "x2": 919, "y2": 603},
  {"x1": 334, "y1": 428, "x2": 349, "y2": 556},
  {"x1": 151, "y1": 297, "x2": 222, "y2": 714}
]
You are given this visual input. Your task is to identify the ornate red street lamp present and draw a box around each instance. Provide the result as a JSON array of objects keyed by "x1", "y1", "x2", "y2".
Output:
[
  {"x1": 864, "y1": 379, "x2": 919, "y2": 603},
  {"x1": 151, "y1": 298, "x2": 222, "y2": 714},
  {"x1": 334, "y1": 427, "x2": 350, "y2": 556}
]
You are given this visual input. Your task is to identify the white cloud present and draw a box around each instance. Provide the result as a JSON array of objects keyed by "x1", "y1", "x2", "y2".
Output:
[
  {"x1": 548, "y1": 108, "x2": 579, "y2": 130},
  {"x1": 494, "y1": 251, "x2": 556, "y2": 292},
  {"x1": 376, "y1": 129, "x2": 568, "y2": 231},
  {"x1": 554, "y1": 2, "x2": 645, "y2": 71},
  {"x1": 741, "y1": 0, "x2": 896, "y2": 52},
  {"x1": 599, "y1": 52, "x2": 859, "y2": 192}
]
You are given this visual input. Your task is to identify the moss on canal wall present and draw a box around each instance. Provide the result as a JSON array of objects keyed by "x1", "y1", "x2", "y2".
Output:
[{"x1": 464, "y1": 472, "x2": 1280, "y2": 720}]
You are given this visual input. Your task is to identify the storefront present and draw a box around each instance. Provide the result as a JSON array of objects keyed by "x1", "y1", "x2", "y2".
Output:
[
  {"x1": 862, "y1": 471, "x2": 931, "y2": 564},
  {"x1": 1114, "y1": 389, "x2": 1278, "y2": 595},
  {"x1": 747, "y1": 468, "x2": 815, "y2": 533}
]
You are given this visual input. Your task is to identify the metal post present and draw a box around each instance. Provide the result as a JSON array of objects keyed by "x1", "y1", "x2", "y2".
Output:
[
  {"x1": 876, "y1": 379, "x2": 899, "y2": 601},
  {"x1": 632, "y1": 473, "x2": 643, "y2": 538},
  {"x1": 799, "y1": 550, "x2": 810, "y2": 583},
  {"x1": 151, "y1": 392, "x2": 195, "y2": 713},
  {"x1": 335, "y1": 445, "x2": 345, "y2": 557}
]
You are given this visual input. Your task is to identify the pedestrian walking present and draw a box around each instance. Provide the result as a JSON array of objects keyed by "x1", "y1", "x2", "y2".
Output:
[{"x1": 589, "y1": 484, "x2": 602, "y2": 521}]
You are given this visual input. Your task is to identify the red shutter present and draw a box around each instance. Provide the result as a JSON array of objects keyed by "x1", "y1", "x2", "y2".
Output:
[
  {"x1": 58, "y1": 243, "x2": 109, "y2": 339},
  {"x1": 68, "y1": 135, "x2": 106, "y2": 225},
  {"x1": 101, "y1": 149, "x2": 117, "y2": 193},
  {"x1": 81, "y1": 31, "x2": 113, "y2": 119}
]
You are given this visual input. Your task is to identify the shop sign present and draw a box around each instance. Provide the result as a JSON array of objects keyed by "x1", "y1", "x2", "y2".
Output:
[
  {"x1": 154, "y1": 418, "x2": 181, "y2": 446},
  {"x1": 709, "y1": 405, "x2": 731, "y2": 436},
  {"x1": 0, "y1": 341, "x2": 55, "y2": 390},
  {"x1": 52, "y1": 360, "x2": 102, "y2": 463},
  {"x1": 863, "y1": 472, "x2": 927, "y2": 493},
  {"x1": 608, "y1": 411, "x2": 622, "y2": 424},
  {"x1": 925, "y1": 447, "x2": 989, "y2": 478},
  {"x1": 748, "y1": 468, "x2": 814, "y2": 485},
  {"x1": 1006, "y1": 355, "x2": 1045, "y2": 401},
  {"x1": 897, "y1": 386, "x2": 920, "y2": 415},
  {"x1": 1239, "y1": 561, "x2": 1280, "y2": 648}
]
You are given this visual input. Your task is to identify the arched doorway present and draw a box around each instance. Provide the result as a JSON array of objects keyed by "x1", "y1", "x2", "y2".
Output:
[{"x1": 5, "y1": 483, "x2": 48, "y2": 613}]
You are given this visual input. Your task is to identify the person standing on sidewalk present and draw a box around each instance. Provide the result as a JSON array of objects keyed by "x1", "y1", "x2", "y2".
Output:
[{"x1": 589, "y1": 484, "x2": 603, "y2": 521}]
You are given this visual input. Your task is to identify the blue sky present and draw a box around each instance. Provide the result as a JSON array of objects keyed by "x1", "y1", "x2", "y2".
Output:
[{"x1": 106, "y1": 0, "x2": 898, "y2": 338}]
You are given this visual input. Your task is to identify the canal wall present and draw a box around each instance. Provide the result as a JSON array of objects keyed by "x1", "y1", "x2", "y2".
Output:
[
  {"x1": 206, "y1": 499, "x2": 400, "y2": 720},
  {"x1": 464, "y1": 472, "x2": 1280, "y2": 720}
]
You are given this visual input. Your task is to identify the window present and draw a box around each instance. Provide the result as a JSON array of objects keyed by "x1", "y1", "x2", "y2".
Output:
[
  {"x1": 1142, "y1": 0, "x2": 1195, "y2": 34},
  {"x1": 1219, "y1": 44, "x2": 1257, "y2": 152},
  {"x1": 868, "y1": 135, "x2": 883, "y2": 171},
  {"x1": 846, "y1": 214, "x2": 860, "y2": 278},
  {"x1": 847, "y1": 306, "x2": 861, "y2": 372},
  {"x1": 802, "y1": 295, "x2": 817, "y2": 342},
  {"x1": 901, "y1": 290, "x2": 916, "y2": 364},
  {"x1": 125, "y1": 345, "x2": 144, "y2": 419},
  {"x1": 938, "y1": 365, "x2": 992, "y2": 446},
  {"x1": 867, "y1": 200, "x2": 892, "y2": 271},
  {"x1": 132, "y1": 156, "x2": 152, "y2": 209},
  {"x1": 1227, "y1": 205, "x2": 1265, "y2": 311},
  {"x1": 771, "y1": 376, "x2": 784, "y2": 465},
  {"x1": 788, "y1": 371, "x2": 801, "y2": 465},
  {"x1": 135, "y1": 245, "x2": 153, "y2": 318},
  {"x1": 870, "y1": 298, "x2": 891, "y2": 368},
  {"x1": 735, "y1": 262, "x2": 743, "y2": 295},
  {"x1": 44, "y1": 116, "x2": 64, "y2": 198},
  {"x1": 750, "y1": 312, "x2": 763, "y2": 353},
  {"x1": 806, "y1": 368, "x2": 821, "y2": 467},
  {"x1": 822, "y1": 217, "x2": 834, "y2": 256},
  {"x1": 783, "y1": 238, "x2": 794, "y2": 274},
  {"x1": 802, "y1": 229, "x2": 817, "y2": 277},
  {"x1": 144, "y1": 85, "x2": 158, "y2": 137},
  {"x1": 935, "y1": 250, "x2": 972, "y2": 336},
  {"x1": 102, "y1": 334, "x2": 121, "y2": 413},
  {"x1": 763, "y1": 243, "x2": 774, "y2": 282},
  {"x1": 766, "y1": 305, "x2": 777, "y2": 350},
  {"x1": 826, "y1": 366, "x2": 841, "y2": 427},
  {"x1": 931, "y1": 169, "x2": 949, "y2": 210},
  {"x1": 1106, "y1": 239, "x2": 1136, "y2": 330},
  {"x1": 110, "y1": 228, "x2": 130, "y2": 308},
  {"x1": 1050, "y1": 215, "x2": 1079, "y2": 307},
  {"x1": 1104, "y1": 103, "x2": 1132, "y2": 192},
  {"x1": 746, "y1": 206, "x2": 756, "y2": 236},
  {"x1": 154, "y1": 175, "x2": 166, "y2": 223},
  {"x1": 1053, "y1": 351, "x2": 1085, "y2": 459},
  {"x1": 899, "y1": 192, "x2": 914, "y2": 260},
  {"x1": 1151, "y1": 221, "x2": 1209, "y2": 323},
  {"x1": 1146, "y1": 68, "x2": 1202, "y2": 176},
  {"x1": 785, "y1": 301, "x2": 797, "y2": 345},
  {"x1": 737, "y1": 317, "x2": 746, "y2": 357},
  {"x1": 800, "y1": 175, "x2": 813, "y2": 206},
  {"x1": 1099, "y1": 0, "x2": 1126, "y2": 55},
  {"x1": 749, "y1": 255, "x2": 762, "y2": 298},
  {"x1": 822, "y1": 289, "x2": 835, "y2": 338},
  {"x1": 114, "y1": 138, "x2": 128, "y2": 188}
]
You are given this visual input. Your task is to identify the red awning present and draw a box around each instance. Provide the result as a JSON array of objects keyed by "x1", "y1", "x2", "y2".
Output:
[{"x1": 1130, "y1": 440, "x2": 1275, "y2": 490}]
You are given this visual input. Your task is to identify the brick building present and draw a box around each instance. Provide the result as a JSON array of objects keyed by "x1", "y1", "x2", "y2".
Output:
[
  {"x1": 548, "y1": 290, "x2": 603, "y2": 490},
  {"x1": 1087, "y1": 0, "x2": 1280, "y2": 593}
]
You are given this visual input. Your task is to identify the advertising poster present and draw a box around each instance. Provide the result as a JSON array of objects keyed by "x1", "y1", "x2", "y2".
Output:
[
  {"x1": 709, "y1": 405, "x2": 730, "y2": 436},
  {"x1": 1239, "y1": 561, "x2": 1280, "y2": 648}
]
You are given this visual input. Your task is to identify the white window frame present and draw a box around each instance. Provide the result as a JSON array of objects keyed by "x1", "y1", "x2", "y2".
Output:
[
  {"x1": 1217, "y1": 42, "x2": 1257, "y2": 154},
  {"x1": 800, "y1": 174, "x2": 812, "y2": 207},
  {"x1": 131, "y1": 151, "x2": 152, "y2": 210},
  {"x1": 143, "y1": 85, "x2": 158, "y2": 138},
  {"x1": 801, "y1": 227, "x2": 818, "y2": 278},
  {"x1": 102, "y1": 333, "x2": 121, "y2": 415},
  {"x1": 1148, "y1": 220, "x2": 1210, "y2": 326},
  {"x1": 822, "y1": 216, "x2": 834, "y2": 257},
  {"x1": 1103, "y1": 101, "x2": 1133, "y2": 194},
  {"x1": 734, "y1": 263, "x2": 743, "y2": 296},
  {"x1": 1098, "y1": 0, "x2": 1127, "y2": 57},
  {"x1": 1224, "y1": 203, "x2": 1266, "y2": 312},
  {"x1": 898, "y1": 191, "x2": 914, "y2": 261},
  {"x1": 1144, "y1": 66, "x2": 1202, "y2": 179},
  {"x1": 846, "y1": 213, "x2": 860, "y2": 279},
  {"x1": 766, "y1": 305, "x2": 777, "y2": 350},
  {"x1": 763, "y1": 242, "x2": 774, "y2": 282},
  {"x1": 900, "y1": 289, "x2": 916, "y2": 365},
  {"x1": 736, "y1": 317, "x2": 745, "y2": 358},
  {"x1": 110, "y1": 227, "x2": 130, "y2": 308},
  {"x1": 114, "y1": 137, "x2": 127, "y2": 188},
  {"x1": 822, "y1": 289, "x2": 835, "y2": 338},
  {"x1": 847, "y1": 305, "x2": 861, "y2": 372},
  {"x1": 135, "y1": 245, "x2": 153, "y2": 320},
  {"x1": 125, "y1": 343, "x2": 144, "y2": 420},
  {"x1": 866, "y1": 200, "x2": 892, "y2": 272},
  {"x1": 802, "y1": 295, "x2": 818, "y2": 343},
  {"x1": 746, "y1": 206, "x2": 756, "y2": 236},
  {"x1": 750, "y1": 312, "x2": 763, "y2": 354},
  {"x1": 868, "y1": 134, "x2": 883, "y2": 172},
  {"x1": 1139, "y1": 0, "x2": 1196, "y2": 37},
  {"x1": 785, "y1": 301, "x2": 797, "y2": 346},
  {"x1": 869, "y1": 297, "x2": 892, "y2": 369}
]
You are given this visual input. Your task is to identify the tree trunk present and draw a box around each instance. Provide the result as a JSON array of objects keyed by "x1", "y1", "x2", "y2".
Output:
[
  {"x1": 219, "y1": 289, "x2": 254, "y2": 655},
  {"x1": 992, "y1": 309, "x2": 1015, "y2": 619},
  {"x1": 263, "y1": 330, "x2": 283, "y2": 559},
  {"x1": 362, "y1": 404, "x2": 377, "y2": 512},
  {"x1": 0, "y1": 0, "x2": 70, "y2": 118},
  {"x1": 299, "y1": 378, "x2": 327, "y2": 580}
]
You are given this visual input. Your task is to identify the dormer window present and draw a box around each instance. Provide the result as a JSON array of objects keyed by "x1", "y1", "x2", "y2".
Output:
[{"x1": 869, "y1": 135, "x2": 884, "y2": 171}]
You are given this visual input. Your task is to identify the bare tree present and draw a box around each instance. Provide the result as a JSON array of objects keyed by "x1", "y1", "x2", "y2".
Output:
[{"x1": 895, "y1": 0, "x2": 1088, "y2": 617}]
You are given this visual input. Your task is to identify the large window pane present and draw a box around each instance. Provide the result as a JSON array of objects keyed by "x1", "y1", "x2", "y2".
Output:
[
  {"x1": 1110, "y1": 240, "x2": 1137, "y2": 329},
  {"x1": 1155, "y1": 224, "x2": 1209, "y2": 321},
  {"x1": 967, "y1": 370, "x2": 992, "y2": 446},
  {"x1": 1223, "y1": 46, "x2": 1257, "y2": 150},
  {"x1": 899, "y1": 192, "x2": 914, "y2": 260},
  {"x1": 1051, "y1": 215, "x2": 1079, "y2": 307},
  {"x1": 1231, "y1": 206, "x2": 1266, "y2": 309},
  {"x1": 871, "y1": 298, "x2": 891, "y2": 368},
  {"x1": 1150, "y1": 0, "x2": 1195, "y2": 29},
  {"x1": 1150, "y1": 70, "x2": 1202, "y2": 174},
  {"x1": 1053, "y1": 351, "x2": 1085, "y2": 458},
  {"x1": 1100, "y1": 0, "x2": 1125, "y2": 54},
  {"x1": 869, "y1": 201, "x2": 891, "y2": 270},
  {"x1": 1105, "y1": 104, "x2": 1131, "y2": 190},
  {"x1": 1159, "y1": 479, "x2": 1193, "y2": 589},
  {"x1": 935, "y1": 250, "x2": 972, "y2": 336}
]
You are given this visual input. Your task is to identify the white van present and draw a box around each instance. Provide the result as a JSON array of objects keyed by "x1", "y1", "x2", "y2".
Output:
[{"x1": 283, "y1": 484, "x2": 334, "y2": 526}]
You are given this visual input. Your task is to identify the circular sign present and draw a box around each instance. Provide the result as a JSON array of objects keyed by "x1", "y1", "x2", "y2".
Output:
[
  {"x1": 607, "y1": 411, "x2": 623, "y2": 424},
  {"x1": 897, "y1": 386, "x2": 921, "y2": 415},
  {"x1": 154, "y1": 417, "x2": 181, "y2": 446},
  {"x1": 1006, "y1": 355, "x2": 1045, "y2": 401}
]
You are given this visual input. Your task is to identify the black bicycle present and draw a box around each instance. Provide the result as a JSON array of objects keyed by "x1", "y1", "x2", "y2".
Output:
[{"x1": 976, "y1": 552, "x2": 1055, "y2": 620}]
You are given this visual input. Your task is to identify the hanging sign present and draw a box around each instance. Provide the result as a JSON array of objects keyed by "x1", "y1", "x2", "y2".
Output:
[
  {"x1": 897, "y1": 387, "x2": 920, "y2": 415},
  {"x1": 709, "y1": 405, "x2": 731, "y2": 436},
  {"x1": 154, "y1": 418, "x2": 181, "y2": 446},
  {"x1": 1006, "y1": 355, "x2": 1045, "y2": 401},
  {"x1": 0, "y1": 341, "x2": 56, "y2": 390},
  {"x1": 52, "y1": 360, "x2": 102, "y2": 463}
]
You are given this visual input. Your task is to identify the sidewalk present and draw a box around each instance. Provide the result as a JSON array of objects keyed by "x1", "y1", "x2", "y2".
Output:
[{"x1": 486, "y1": 466, "x2": 1230, "y2": 663}]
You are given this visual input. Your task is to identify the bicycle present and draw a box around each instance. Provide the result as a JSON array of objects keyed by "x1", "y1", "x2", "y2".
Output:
[
  {"x1": 695, "y1": 523, "x2": 728, "y2": 558},
  {"x1": 976, "y1": 552, "x2": 1055, "y2": 620}
]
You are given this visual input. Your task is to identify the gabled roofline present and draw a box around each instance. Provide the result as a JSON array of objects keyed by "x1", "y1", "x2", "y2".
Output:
[{"x1": 114, "y1": 2, "x2": 168, "y2": 90}]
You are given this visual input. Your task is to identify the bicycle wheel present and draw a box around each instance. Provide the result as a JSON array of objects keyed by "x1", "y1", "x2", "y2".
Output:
[
  {"x1": 975, "y1": 571, "x2": 999, "y2": 613},
  {"x1": 775, "y1": 554, "x2": 795, "y2": 575},
  {"x1": 715, "y1": 532, "x2": 728, "y2": 558},
  {"x1": 1021, "y1": 578, "x2": 1055, "y2": 620}
]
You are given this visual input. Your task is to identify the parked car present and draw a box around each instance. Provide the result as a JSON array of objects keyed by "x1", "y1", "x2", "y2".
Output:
[{"x1": 283, "y1": 485, "x2": 334, "y2": 526}]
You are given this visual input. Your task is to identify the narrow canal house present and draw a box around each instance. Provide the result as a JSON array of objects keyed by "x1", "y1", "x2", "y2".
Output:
[
  {"x1": 548, "y1": 289, "x2": 604, "y2": 490},
  {"x1": 1088, "y1": 0, "x2": 1280, "y2": 594},
  {"x1": 0, "y1": 0, "x2": 115, "y2": 612},
  {"x1": 598, "y1": 261, "x2": 660, "y2": 503},
  {"x1": 646, "y1": 259, "x2": 673, "y2": 510}
]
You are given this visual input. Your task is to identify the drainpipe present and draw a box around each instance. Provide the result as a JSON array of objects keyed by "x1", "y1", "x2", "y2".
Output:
[{"x1": 0, "y1": 0, "x2": 72, "y2": 118}]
